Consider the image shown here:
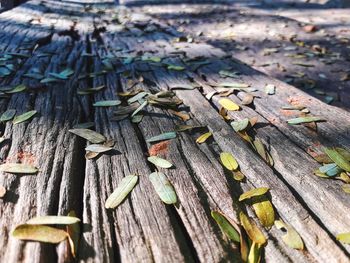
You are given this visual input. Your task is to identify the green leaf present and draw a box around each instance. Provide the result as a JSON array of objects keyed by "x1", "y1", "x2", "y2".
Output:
[
  {"x1": 0, "y1": 109, "x2": 16, "y2": 122},
  {"x1": 149, "y1": 172, "x2": 177, "y2": 204},
  {"x1": 275, "y1": 220, "x2": 304, "y2": 250},
  {"x1": 141, "y1": 55, "x2": 162, "y2": 63},
  {"x1": 239, "y1": 212, "x2": 266, "y2": 245},
  {"x1": 69, "y1": 129, "x2": 106, "y2": 143},
  {"x1": 220, "y1": 152, "x2": 239, "y2": 171},
  {"x1": 167, "y1": 64, "x2": 185, "y2": 71},
  {"x1": 26, "y1": 216, "x2": 80, "y2": 225},
  {"x1": 211, "y1": 211, "x2": 240, "y2": 242},
  {"x1": 105, "y1": 174, "x2": 138, "y2": 209},
  {"x1": 287, "y1": 116, "x2": 325, "y2": 125},
  {"x1": 147, "y1": 156, "x2": 173, "y2": 168},
  {"x1": 231, "y1": 118, "x2": 250, "y2": 132},
  {"x1": 218, "y1": 98, "x2": 240, "y2": 111},
  {"x1": 0, "y1": 163, "x2": 38, "y2": 174},
  {"x1": 324, "y1": 147, "x2": 350, "y2": 172},
  {"x1": 49, "y1": 68, "x2": 74, "y2": 80},
  {"x1": 93, "y1": 100, "x2": 121, "y2": 107},
  {"x1": 337, "y1": 233, "x2": 350, "y2": 244},
  {"x1": 85, "y1": 144, "x2": 113, "y2": 153},
  {"x1": 13, "y1": 110, "x2": 37, "y2": 124},
  {"x1": 131, "y1": 101, "x2": 148, "y2": 117},
  {"x1": 6, "y1": 84, "x2": 26, "y2": 94},
  {"x1": 127, "y1": 91, "x2": 148, "y2": 104},
  {"x1": 146, "y1": 132, "x2": 177, "y2": 143},
  {"x1": 12, "y1": 224, "x2": 67, "y2": 243},
  {"x1": 169, "y1": 84, "x2": 195, "y2": 90},
  {"x1": 239, "y1": 187, "x2": 269, "y2": 201}
]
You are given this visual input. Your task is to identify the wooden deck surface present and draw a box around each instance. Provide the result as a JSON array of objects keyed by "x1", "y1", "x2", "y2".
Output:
[{"x1": 0, "y1": 1, "x2": 350, "y2": 262}]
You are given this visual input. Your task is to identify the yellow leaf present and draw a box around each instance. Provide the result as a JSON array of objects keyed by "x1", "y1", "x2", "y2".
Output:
[
  {"x1": 66, "y1": 211, "x2": 81, "y2": 258},
  {"x1": 252, "y1": 196, "x2": 275, "y2": 228},
  {"x1": 275, "y1": 220, "x2": 304, "y2": 250},
  {"x1": 233, "y1": 171, "x2": 245, "y2": 181},
  {"x1": 196, "y1": 132, "x2": 212, "y2": 144},
  {"x1": 248, "y1": 242, "x2": 262, "y2": 263},
  {"x1": 218, "y1": 98, "x2": 240, "y2": 111},
  {"x1": 12, "y1": 224, "x2": 67, "y2": 243},
  {"x1": 337, "y1": 233, "x2": 350, "y2": 244},
  {"x1": 239, "y1": 212, "x2": 266, "y2": 245},
  {"x1": 220, "y1": 152, "x2": 239, "y2": 171},
  {"x1": 239, "y1": 187, "x2": 269, "y2": 201}
]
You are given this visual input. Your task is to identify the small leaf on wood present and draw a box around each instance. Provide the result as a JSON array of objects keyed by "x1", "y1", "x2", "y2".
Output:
[
  {"x1": 93, "y1": 100, "x2": 121, "y2": 107},
  {"x1": 217, "y1": 82, "x2": 249, "y2": 88},
  {"x1": 69, "y1": 129, "x2": 106, "y2": 144},
  {"x1": 211, "y1": 211, "x2": 240, "y2": 243},
  {"x1": 26, "y1": 216, "x2": 80, "y2": 225},
  {"x1": 12, "y1": 224, "x2": 67, "y2": 243},
  {"x1": 287, "y1": 116, "x2": 325, "y2": 125},
  {"x1": 239, "y1": 212, "x2": 266, "y2": 245},
  {"x1": 231, "y1": 118, "x2": 250, "y2": 132},
  {"x1": 196, "y1": 132, "x2": 212, "y2": 144},
  {"x1": 131, "y1": 101, "x2": 148, "y2": 117},
  {"x1": 337, "y1": 233, "x2": 350, "y2": 244},
  {"x1": 149, "y1": 172, "x2": 177, "y2": 204},
  {"x1": 275, "y1": 220, "x2": 304, "y2": 250},
  {"x1": 6, "y1": 84, "x2": 26, "y2": 94},
  {"x1": 248, "y1": 242, "x2": 262, "y2": 263},
  {"x1": 218, "y1": 98, "x2": 240, "y2": 111},
  {"x1": 252, "y1": 196, "x2": 275, "y2": 228},
  {"x1": 233, "y1": 171, "x2": 245, "y2": 181},
  {"x1": 342, "y1": 184, "x2": 350, "y2": 194},
  {"x1": 13, "y1": 110, "x2": 37, "y2": 124},
  {"x1": 0, "y1": 163, "x2": 38, "y2": 174},
  {"x1": 324, "y1": 147, "x2": 350, "y2": 172},
  {"x1": 147, "y1": 156, "x2": 173, "y2": 168},
  {"x1": 105, "y1": 174, "x2": 138, "y2": 209},
  {"x1": 85, "y1": 144, "x2": 113, "y2": 153},
  {"x1": 239, "y1": 187, "x2": 269, "y2": 201},
  {"x1": 220, "y1": 152, "x2": 239, "y2": 171},
  {"x1": 0, "y1": 109, "x2": 16, "y2": 122},
  {"x1": 146, "y1": 132, "x2": 177, "y2": 143},
  {"x1": 66, "y1": 211, "x2": 80, "y2": 258}
]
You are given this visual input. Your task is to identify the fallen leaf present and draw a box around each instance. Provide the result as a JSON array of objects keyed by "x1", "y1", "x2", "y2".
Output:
[
  {"x1": 287, "y1": 116, "x2": 325, "y2": 125},
  {"x1": 275, "y1": 220, "x2": 304, "y2": 250},
  {"x1": 69, "y1": 129, "x2": 106, "y2": 144},
  {"x1": 13, "y1": 110, "x2": 37, "y2": 124},
  {"x1": 149, "y1": 172, "x2": 177, "y2": 204},
  {"x1": 85, "y1": 144, "x2": 112, "y2": 153},
  {"x1": 26, "y1": 216, "x2": 80, "y2": 225},
  {"x1": 220, "y1": 152, "x2": 239, "y2": 171},
  {"x1": 146, "y1": 132, "x2": 177, "y2": 143},
  {"x1": 93, "y1": 100, "x2": 121, "y2": 107},
  {"x1": 252, "y1": 196, "x2": 275, "y2": 228},
  {"x1": 218, "y1": 98, "x2": 240, "y2": 111},
  {"x1": 105, "y1": 174, "x2": 138, "y2": 209},
  {"x1": 337, "y1": 233, "x2": 350, "y2": 244},
  {"x1": 0, "y1": 109, "x2": 16, "y2": 122},
  {"x1": 12, "y1": 224, "x2": 67, "y2": 243},
  {"x1": 239, "y1": 187, "x2": 269, "y2": 201},
  {"x1": 211, "y1": 211, "x2": 240, "y2": 243},
  {"x1": 147, "y1": 156, "x2": 173, "y2": 168},
  {"x1": 239, "y1": 212, "x2": 266, "y2": 245},
  {"x1": 324, "y1": 147, "x2": 350, "y2": 172},
  {"x1": 196, "y1": 132, "x2": 212, "y2": 144},
  {"x1": 66, "y1": 211, "x2": 80, "y2": 258},
  {"x1": 231, "y1": 118, "x2": 250, "y2": 132},
  {"x1": 0, "y1": 163, "x2": 38, "y2": 174},
  {"x1": 342, "y1": 184, "x2": 350, "y2": 194}
]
